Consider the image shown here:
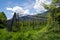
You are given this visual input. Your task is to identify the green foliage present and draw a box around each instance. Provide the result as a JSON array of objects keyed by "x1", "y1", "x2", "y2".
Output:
[
  {"x1": 12, "y1": 21, "x2": 46, "y2": 32},
  {"x1": 0, "y1": 12, "x2": 7, "y2": 28},
  {"x1": 52, "y1": 0, "x2": 60, "y2": 4}
]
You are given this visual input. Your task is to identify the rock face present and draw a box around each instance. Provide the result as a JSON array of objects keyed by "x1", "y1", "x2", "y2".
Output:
[{"x1": 6, "y1": 13, "x2": 17, "y2": 31}]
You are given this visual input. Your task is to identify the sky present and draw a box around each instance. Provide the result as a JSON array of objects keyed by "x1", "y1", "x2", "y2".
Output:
[{"x1": 0, "y1": 0, "x2": 52, "y2": 19}]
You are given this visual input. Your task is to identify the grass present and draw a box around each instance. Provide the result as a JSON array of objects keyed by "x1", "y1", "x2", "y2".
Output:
[{"x1": 0, "y1": 23, "x2": 60, "y2": 40}]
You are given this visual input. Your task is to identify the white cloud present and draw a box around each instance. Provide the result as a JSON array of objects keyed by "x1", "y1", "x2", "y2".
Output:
[
  {"x1": 6, "y1": 6, "x2": 30, "y2": 16},
  {"x1": 34, "y1": 0, "x2": 52, "y2": 12},
  {"x1": 7, "y1": 8, "x2": 12, "y2": 10},
  {"x1": 7, "y1": 17, "x2": 11, "y2": 20},
  {"x1": 29, "y1": 13, "x2": 38, "y2": 15}
]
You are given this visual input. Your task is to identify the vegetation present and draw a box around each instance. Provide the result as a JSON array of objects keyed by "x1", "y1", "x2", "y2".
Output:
[
  {"x1": 0, "y1": 12, "x2": 7, "y2": 28},
  {"x1": 0, "y1": 0, "x2": 60, "y2": 40}
]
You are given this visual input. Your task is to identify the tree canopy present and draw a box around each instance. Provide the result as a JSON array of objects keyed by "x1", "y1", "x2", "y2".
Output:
[{"x1": 0, "y1": 12, "x2": 7, "y2": 28}]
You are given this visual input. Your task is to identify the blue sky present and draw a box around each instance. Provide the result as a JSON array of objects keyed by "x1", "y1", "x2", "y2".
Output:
[{"x1": 0, "y1": 0, "x2": 52, "y2": 19}]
